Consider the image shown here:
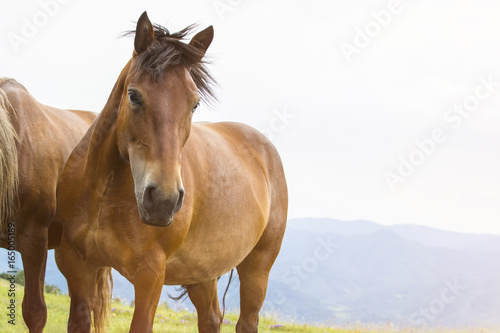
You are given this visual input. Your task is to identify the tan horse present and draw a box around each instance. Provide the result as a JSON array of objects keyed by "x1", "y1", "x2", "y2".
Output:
[
  {"x1": 55, "y1": 12, "x2": 287, "y2": 333},
  {"x1": 0, "y1": 78, "x2": 97, "y2": 332}
]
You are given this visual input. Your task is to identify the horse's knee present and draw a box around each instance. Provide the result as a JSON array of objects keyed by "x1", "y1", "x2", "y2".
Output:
[
  {"x1": 198, "y1": 314, "x2": 221, "y2": 333},
  {"x1": 22, "y1": 296, "x2": 47, "y2": 333}
]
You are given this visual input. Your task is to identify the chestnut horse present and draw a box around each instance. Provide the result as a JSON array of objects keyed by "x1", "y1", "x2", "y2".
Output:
[
  {"x1": 55, "y1": 12, "x2": 287, "y2": 333},
  {"x1": 0, "y1": 78, "x2": 97, "y2": 332}
]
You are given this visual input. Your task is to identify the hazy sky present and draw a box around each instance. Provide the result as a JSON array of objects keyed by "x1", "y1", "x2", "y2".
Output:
[{"x1": 0, "y1": 0, "x2": 499, "y2": 234}]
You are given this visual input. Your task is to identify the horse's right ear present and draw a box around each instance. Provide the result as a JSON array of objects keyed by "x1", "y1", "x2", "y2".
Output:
[{"x1": 134, "y1": 11, "x2": 154, "y2": 55}]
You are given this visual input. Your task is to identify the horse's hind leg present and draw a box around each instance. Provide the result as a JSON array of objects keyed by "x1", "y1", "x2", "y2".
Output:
[
  {"x1": 235, "y1": 253, "x2": 272, "y2": 333},
  {"x1": 236, "y1": 213, "x2": 286, "y2": 333},
  {"x1": 18, "y1": 220, "x2": 49, "y2": 333},
  {"x1": 187, "y1": 279, "x2": 222, "y2": 333}
]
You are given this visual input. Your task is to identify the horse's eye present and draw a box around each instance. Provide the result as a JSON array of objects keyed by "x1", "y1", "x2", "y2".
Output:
[
  {"x1": 192, "y1": 102, "x2": 200, "y2": 113},
  {"x1": 128, "y1": 90, "x2": 141, "y2": 106}
]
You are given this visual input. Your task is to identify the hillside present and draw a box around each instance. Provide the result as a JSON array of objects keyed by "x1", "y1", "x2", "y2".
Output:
[
  {"x1": 1, "y1": 218, "x2": 500, "y2": 329},
  {"x1": 0, "y1": 279, "x2": 496, "y2": 333}
]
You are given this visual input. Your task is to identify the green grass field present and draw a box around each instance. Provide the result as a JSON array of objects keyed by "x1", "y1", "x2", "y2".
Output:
[{"x1": 0, "y1": 279, "x2": 495, "y2": 333}]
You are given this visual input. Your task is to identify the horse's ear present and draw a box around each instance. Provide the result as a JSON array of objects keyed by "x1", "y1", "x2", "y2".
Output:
[
  {"x1": 134, "y1": 11, "x2": 154, "y2": 55},
  {"x1": 189, "y1": 26, "x2": 214, "y2": 63}
]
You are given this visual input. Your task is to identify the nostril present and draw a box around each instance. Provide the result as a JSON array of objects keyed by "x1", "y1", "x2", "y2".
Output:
[
  {"x1": 141, "y1": 184, "x2": 184, "y2": 218},
  {"x1": 143, "y1": 184, "x2": 157, "y2": 210},
  {"x1": 178, "y1": 188, "x2": 185, "y2": 203},
  {"x1": 174, "y1": 187, "x2": 185, "y2": 214}
]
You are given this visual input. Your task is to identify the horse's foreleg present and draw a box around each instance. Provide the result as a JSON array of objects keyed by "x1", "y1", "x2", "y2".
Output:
[
  {"x1": 187, "y1": 279, "x2": 222, "y2": 333},
  {"x1": 129, "y1": 257, "x2": 166, "y2": 333},
  {"x1": 18, "y1": 223, "x2": 48, "y2": 333},
  {"x1": 55, "y1": 242, "x2": 97, "y2": 333}
]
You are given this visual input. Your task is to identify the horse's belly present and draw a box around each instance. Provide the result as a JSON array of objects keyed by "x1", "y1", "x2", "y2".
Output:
[{"x1": 163, "y1": 214, "x2": 267, "y2": 285}]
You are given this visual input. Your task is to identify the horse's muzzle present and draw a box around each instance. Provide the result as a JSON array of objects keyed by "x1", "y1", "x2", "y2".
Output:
[{"x1": 137, "y1": 184, "x2": 184, "y2": 226}]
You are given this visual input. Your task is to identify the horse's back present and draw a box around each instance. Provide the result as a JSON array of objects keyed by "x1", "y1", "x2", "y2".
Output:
[
  {"x1": 67, "y1": 109, "x2": 97, "y2": 126},
  {"x1": 193, "y1": 121, "x2": 287, "y2": 200},
  {"x1": 192, "y1": 121, "x2": 286, "y2": 178},
  {"x1": 0, "y1": 79, "x2": 95, "y2": 213},
  {"x1": 1, "y1": 79, "x2": 94, "y2": 141},
  {"x1": 190, "y1": 121, "x2": 287, "y2": 217}
]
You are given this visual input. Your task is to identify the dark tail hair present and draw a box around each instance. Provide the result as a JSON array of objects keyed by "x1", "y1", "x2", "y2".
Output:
[
  {"x1": 169, "y1": 269, "x2": 235, "y2": 327},
  {"x1": 221, "y1": 269, "x2": 234, "y2": 323},
  {"x1": 93, "y1": 267, "x2": 113, "y2": 333}
]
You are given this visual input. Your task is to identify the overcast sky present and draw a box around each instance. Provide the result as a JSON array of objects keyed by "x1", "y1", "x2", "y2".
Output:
[{"x1": 0, "y1": 0, "x2": 499, "y2": 235}]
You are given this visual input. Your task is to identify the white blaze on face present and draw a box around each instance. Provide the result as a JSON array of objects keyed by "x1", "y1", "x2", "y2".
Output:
[{"x1": 129, "y1": 148, "x2": 184, "y2": 226}]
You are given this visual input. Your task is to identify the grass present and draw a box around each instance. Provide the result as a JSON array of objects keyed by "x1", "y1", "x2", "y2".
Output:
[{"x1": 0, "y1": 279, "x2": 497, "y2": 332}]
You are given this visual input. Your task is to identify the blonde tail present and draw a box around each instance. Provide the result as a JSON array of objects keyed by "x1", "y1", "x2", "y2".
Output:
[
  {"x1": 93, "y1": 267, "x2": 113, "y2": 333},
  {"x1": 0, "y1": 87, "x2": 18, "y2": 238}
]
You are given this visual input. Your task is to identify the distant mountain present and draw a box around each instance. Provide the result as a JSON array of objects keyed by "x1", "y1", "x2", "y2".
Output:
[
  {"x1": 2, "y1": 218, "x2": 500, "y2": 328},
  {"x1": 267, "y1": 219, "x2": 500, "y2": 327},
  {"x1": 288, "y1": 218, "x2": 500, "y2": 251}
]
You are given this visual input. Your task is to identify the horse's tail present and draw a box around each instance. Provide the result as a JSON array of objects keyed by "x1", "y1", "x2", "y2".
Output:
[
  {"x1": 93, "y1": 267, "x2": 113, "y2": 333},
  {"x1": 0, "y1": 85, "x2": 18, "y2": 238},
  {"x1": 221, "y1": 269, "x2": 234, "y2": 323}
]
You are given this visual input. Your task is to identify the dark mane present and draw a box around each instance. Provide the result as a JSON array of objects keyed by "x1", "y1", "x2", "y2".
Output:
[{"x1": 123, "y1": 23, "x2": 216, "y2": 102}]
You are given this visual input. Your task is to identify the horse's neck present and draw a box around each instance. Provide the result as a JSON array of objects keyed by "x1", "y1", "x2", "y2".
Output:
[{"x1": 84, "y1": 61, "x2": 131, "y2": 181}]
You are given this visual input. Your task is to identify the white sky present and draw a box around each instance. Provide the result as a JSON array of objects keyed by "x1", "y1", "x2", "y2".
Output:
[{"x1": 0, "y1": 0, "x2": 499, "y2": 235}]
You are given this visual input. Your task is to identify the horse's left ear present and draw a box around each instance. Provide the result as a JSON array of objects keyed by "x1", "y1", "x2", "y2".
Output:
[{"x1": 189, "y1": 26, "x2": 214, "y2": 63}]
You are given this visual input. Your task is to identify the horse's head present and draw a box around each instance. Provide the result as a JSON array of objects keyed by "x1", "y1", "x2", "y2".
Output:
[{"x1": 117, "y1": 12, "x2": 214, "y2": 226}]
